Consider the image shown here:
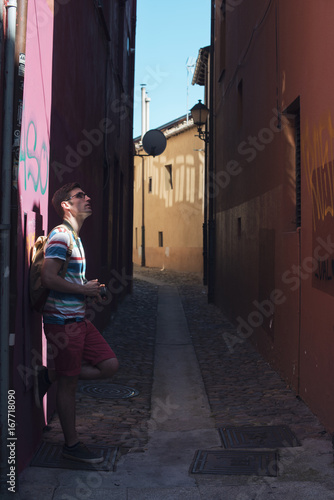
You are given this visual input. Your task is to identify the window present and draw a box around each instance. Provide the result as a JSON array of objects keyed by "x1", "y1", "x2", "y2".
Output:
[
  {"x1": 284, "y1": 97, "x2": 301, "y2": 228},
  {"x1": 148, "y1": 177, "x2": 152, "y2": 193},
  {"x1": 165, "y1": 165, "x2": 173, "y2": 190},
  {"x1": 158, "y1": 231, "x2": 163, "y2": 247}
]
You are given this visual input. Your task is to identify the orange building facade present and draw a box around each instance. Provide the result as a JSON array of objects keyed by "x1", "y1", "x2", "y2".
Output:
[
  {"x1": 210, "y1": 0, "x2": 334, "y2": 431},
  {"x1": 133, "y1": 117, "x2": 205, "y2": 273}
]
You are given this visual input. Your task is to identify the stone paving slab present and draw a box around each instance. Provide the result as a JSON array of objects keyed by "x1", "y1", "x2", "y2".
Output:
[
  {"x1": 127, "y1": 487, "x2": 202, "y2": 500},
  {"x1": 18, "y1": 482, "x2": 334, "y2": 500}
]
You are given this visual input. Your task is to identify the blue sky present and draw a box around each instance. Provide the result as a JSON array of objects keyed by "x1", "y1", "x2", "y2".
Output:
[{"x1": 133, "y1": 0, "x2": 211, "y2": 138}]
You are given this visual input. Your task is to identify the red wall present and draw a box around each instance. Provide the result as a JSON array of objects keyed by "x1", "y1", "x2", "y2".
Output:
[
  {"x1": 9, "y1": 0, "x2": 136, "y2": 472},
  {"x1": 214, "y1": 0, "x2": 334, "y2": 431},
  {"x1": 49, "y1": 0, "x2": 136, "y2": 320}
]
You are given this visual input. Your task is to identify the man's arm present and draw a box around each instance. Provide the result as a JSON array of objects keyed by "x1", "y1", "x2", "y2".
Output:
[{"x1": 41, "y1": 258, "x2": 101, "y2": 297}]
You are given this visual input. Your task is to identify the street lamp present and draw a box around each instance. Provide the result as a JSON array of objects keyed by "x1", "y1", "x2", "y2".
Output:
[{"x1": 190, "y1": 99, "x2": 209, "y2": 141}]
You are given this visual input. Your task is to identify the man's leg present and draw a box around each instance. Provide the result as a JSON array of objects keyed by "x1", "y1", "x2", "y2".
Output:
[
  {"x1": 56, "y1": 374, "x2": 104, "y2": 463},
  {"x1": 79, "y1": 357, "x2": 119, "y2": 380},
  {"x1": 56, "y1": 375, "x2": 79, "y2": 446},
  {"x1": 39, "y1": 323, "x2": 105, "y2": 463},
  {"x1": 79, "y1": 320, "x2": 119, "y2": 380}
]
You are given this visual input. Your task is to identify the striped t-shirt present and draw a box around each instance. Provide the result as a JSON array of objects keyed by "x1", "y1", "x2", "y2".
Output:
[{"x1": 42, "y1": 225, "x2": 86, "y2": 324}]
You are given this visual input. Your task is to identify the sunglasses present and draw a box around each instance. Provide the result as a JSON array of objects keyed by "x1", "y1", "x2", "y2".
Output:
[{"x1": 64, "y1": 191, "x2": 89, "y2": 201}]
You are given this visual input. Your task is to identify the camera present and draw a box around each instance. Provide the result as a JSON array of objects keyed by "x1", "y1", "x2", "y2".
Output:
[{"x1": 99, "y1": 285, "x2": 108, "y2": 299}]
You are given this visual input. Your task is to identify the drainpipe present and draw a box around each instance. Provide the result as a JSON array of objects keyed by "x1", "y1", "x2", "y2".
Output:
[
  {"x1": 0, "y1": 1, "x2": 3, "y2": 82},
  {"x1": 0, "y1": 0, "x2": 17, "y2": 495},
  {"x1": 297, "y1": 226, "x2": 302, "y2": 396},
  {"x1": 141, "y1": 155, "x2": 146, "y2": 267},
  {"x1": 202, "y1": 132, "x2": 208, "y2": 286},
  {"x1": 10, "y1": 0, "x2": 27, "y2": 346},
  {"x1": 140, "y1": 85, "x2": 149, "y2": 267},
  {"x1": 207, "y1": 0, "x2": 215, "y2": 303}
]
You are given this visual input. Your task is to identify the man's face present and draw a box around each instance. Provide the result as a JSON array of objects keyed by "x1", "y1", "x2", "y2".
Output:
[{"x1": 64, "y1": 188, "x2": 92, "y2": 218}]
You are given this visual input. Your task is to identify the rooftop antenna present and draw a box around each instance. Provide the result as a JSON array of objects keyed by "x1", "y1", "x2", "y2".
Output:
[
  {"x1": 186, "y1": 57, "x2": 196, "y2": 124},
  {"x1": 141, "y1": 84, "x2": 151, "y2": 142}
]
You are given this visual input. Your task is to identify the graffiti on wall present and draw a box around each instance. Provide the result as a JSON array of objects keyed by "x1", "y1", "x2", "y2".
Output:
[
  {"x1": 19, "y1": 107, "x2": 49, "y2": 194},
  {"x1": 304, "y1": 112, "x2": 334, "y2": 232},
  {"x1": 303, "y1": 112, "x2": 334, "y2": 295}
]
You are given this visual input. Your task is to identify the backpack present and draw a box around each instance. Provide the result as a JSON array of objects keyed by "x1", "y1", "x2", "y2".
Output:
[{"x1": 29, "y1": 225, "x2": 73, "y2": 312}]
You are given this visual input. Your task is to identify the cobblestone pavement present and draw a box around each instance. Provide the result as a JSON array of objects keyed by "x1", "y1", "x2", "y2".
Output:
[
  {"x1": 43, "y1": 264, "x2": 327, "y2": 456},
  {"x1": 136, "y1": 266, "x2": 326, "y2": 441},
  {"x1": 43, "y1": 275, "x2": 158, "y2": 452}
]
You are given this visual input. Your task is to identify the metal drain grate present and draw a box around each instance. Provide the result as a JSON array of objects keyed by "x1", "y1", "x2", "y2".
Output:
[
  {"x1": 219, "y1": 425, "x2": 301, "y2": 449},
  {"x1": 30, "y1": 442, "x2": 118, "y2": 471},
  {"x1": 190, "y1": 450, "x2": 278, "y2": 476},
  {"x1": 78, "y1": 382, "x2": 139, "y2": 399}
]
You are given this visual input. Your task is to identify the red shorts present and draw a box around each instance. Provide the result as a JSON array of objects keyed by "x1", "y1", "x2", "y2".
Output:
[{"x1": 44, "y1": 319, "x2": 117, "y2": 377}]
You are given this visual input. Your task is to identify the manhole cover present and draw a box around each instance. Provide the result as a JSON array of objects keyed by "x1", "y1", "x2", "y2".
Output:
[
  {"x1": 30, "y1": 441, "x2": 118, "y2": 471},
  {"x1": 219, "y1": 425, "x2": 301, "y2": 449},
  {"x1": 78, "y1": 382, "x2": 139, "y2": 399},
  {"x1": 190, "y1": 450, "x2": 278, "y2": 476}
]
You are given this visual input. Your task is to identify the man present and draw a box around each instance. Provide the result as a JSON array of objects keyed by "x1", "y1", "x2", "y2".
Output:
[{"x1": 34, "y1": 182, "x2": 119, "y2": 464}]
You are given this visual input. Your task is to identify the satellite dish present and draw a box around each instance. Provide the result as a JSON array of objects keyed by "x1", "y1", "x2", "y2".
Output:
[{"x1": 142, "y1": 129, "x2": 167, "y2": 157}]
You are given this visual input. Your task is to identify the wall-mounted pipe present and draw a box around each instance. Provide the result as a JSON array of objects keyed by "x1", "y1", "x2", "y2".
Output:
[
  {"x1": 0, "y1": 0, "x2": 17, "y2": 495},
  {"x1": 207, "y1": 0, "x2": 215, "y2": 303}
]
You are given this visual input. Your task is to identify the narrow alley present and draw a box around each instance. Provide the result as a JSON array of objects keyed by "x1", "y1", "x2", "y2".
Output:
[{"x1": 18, "y1": 266, "x2": 334, "y2": 499}]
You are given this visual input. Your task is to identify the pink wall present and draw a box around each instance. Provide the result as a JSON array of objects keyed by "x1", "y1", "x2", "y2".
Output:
[
  {"x1": 12, "y1": 0, "x2": 136, "y2": 473},
  {"x1": 15, "y1": 0, "x2": 54, "y2": 472}
]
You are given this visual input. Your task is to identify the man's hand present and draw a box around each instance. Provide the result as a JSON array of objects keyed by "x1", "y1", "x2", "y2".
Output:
[{"x1": 83, "y1": 279, "x2": 101, "y2": 297}]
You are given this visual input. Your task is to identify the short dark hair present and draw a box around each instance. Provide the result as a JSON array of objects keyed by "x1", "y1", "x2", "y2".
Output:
[{"x1": 52, "y1": 182, "x2": 81, "y2": 219}]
